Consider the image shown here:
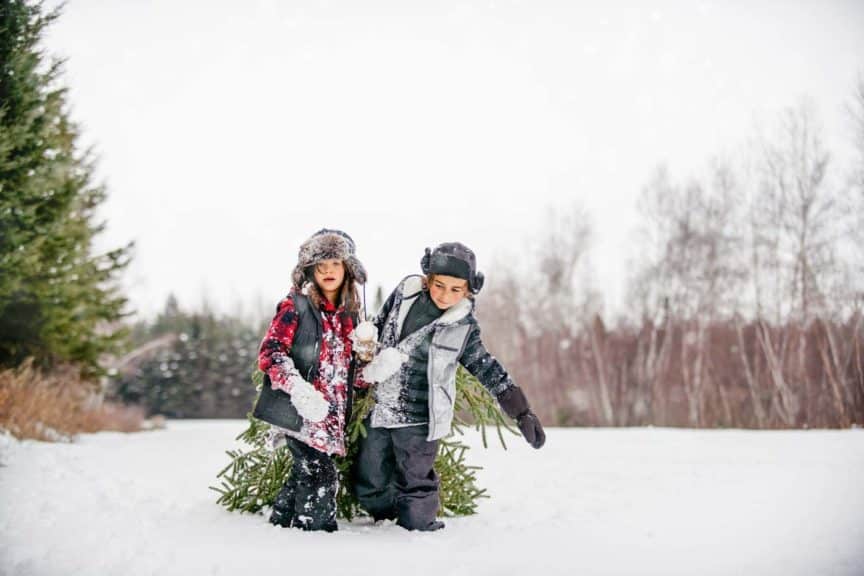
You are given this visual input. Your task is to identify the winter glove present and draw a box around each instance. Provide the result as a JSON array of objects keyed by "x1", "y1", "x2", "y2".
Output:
[
  {"x1": 361, "y1": 347, "x2": 408, "y2": 383},
  {"x1": 497, "y1": 386, "x2": 546, "y2": 449},
  {"x1": 350, "y1": 320, "x2": 379, "y2": 363},
  {"x1": 289, "y1": 376, "x2": 329, "y2": 423},
  {"x1": 515, "y1": 412, "x2": 545, "y2": 449}
]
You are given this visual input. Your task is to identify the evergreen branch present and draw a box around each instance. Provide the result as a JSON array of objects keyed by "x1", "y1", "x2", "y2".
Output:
[{"x1": 215, "y1": 366, "x2": 514, "y2": 519}]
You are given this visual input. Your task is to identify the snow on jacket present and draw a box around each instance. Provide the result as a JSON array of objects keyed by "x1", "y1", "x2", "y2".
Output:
[
  {"x1": 257, "y1": 290, "x2": 355, "y2": 456},
  {"x1": 366, "y1": 275, "x2": 514, "y2": 441}
]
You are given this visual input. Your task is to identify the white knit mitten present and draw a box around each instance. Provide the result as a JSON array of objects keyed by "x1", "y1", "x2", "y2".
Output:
[
  {"x1": 351, "y1": 321, "x2": 379, "y2": 362},
  {"x1": 361, "y1": 347, "x2": 408, "y2": 383},
  {"x1": 290, "y1": 377, "x2": 329, "y2": 422}
]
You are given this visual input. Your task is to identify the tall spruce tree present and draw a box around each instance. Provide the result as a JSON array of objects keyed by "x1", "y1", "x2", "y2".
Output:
[{"x1": 0, "y1": 0, "x2": 131, "y2": 376}]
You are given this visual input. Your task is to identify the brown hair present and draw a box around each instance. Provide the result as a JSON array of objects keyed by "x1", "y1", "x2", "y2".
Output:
[{"x1": 305, "y1": 266, "x2": 361, "y2": 313}]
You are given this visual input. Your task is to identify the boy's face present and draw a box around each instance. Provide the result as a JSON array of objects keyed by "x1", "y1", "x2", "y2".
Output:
[
  {"x1": 314, "y1": 259, "x2": 345, "y2": 296},
  {"x1": 428, "y1": 274, "x2": 469, "y2": 310}
]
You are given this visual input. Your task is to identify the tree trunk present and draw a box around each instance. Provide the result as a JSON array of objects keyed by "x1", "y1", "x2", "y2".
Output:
[
  {"x1": 735, "y1": 319, "x2": 765, "y2": 427},
  {"x1": 757, "y1": 321, "x2": 795, "y2": 426},
  {"x1": 817, "y1": 319, "x2": 849, "y2": 427},
  {"x1": 589, "y1": 318, "x2": 615, "y2": 426}
]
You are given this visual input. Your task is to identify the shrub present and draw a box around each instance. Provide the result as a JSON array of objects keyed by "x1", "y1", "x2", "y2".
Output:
[{"x1": 0, "y1": 359, "x2": 145, "y2": 441}]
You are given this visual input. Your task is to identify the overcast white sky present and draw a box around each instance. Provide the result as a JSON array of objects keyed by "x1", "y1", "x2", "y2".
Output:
[{"x1": 43, "y1": 0, "x2": 864, "y2": 321}]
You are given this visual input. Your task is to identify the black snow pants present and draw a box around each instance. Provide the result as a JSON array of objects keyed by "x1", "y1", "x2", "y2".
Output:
[
  {"x1": 270, "y1": 437, "x2": 338, "y2": 532},
  {"x1": 353, "y1": 422, "x2": 440, "y2": 530}
]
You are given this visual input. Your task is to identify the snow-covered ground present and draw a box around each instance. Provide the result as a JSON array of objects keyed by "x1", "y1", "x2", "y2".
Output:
[{"x1": 1, "y1": 421, "x2": 863, "y2": 576}]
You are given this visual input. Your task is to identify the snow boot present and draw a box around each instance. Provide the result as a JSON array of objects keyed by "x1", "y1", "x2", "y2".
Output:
[
  {"x1": 269, "y1": 482, "x2": 297, "y2": 528},
  {"x1": 286, "y1": 437, "x2": 339, "y2": 532},
  {"x1": 397, "y1": 518, "x2": 445, "y2": 532}
]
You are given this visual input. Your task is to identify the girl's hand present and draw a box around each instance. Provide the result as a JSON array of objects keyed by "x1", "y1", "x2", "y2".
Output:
[
  {"x1": 351, "y1": 321, "x2": 379, "y2": 363},
  {"x1": 290, "y1": 377, "x2": 329, "y2": 422}
]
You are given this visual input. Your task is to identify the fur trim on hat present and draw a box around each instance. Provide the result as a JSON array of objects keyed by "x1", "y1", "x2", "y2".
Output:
[{"x1": 291, "y1": 229, "x2": 367, "y2": 288}]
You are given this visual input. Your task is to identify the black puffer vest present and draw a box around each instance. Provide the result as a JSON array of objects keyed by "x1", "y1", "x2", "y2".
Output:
[
  {"x1": 289, "y1": 294, "x2": 323, "y2": 383},
  {"x1": 253, "y1": 293, "x2": 356, "y2": 431},
  {"x1": 399, "y1": 292, "x2": 444, "y2": 423}
]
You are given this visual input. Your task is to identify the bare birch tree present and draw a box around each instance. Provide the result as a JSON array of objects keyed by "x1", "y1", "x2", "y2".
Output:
[
  {"x1": 752, "y1": 101, "x2": 842, "y2": 324},
  {"x1": 847, "y1": 77, "x2": 864, "y2": 310},
  {"x1": 479, "y1": 203, "x2": 597, "y2": 425},
  {"x1": 629, "y1": 162, "x2": 747, "y2": 425}
]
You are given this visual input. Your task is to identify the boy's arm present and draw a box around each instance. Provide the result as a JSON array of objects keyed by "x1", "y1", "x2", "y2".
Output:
[
  {"x1": 460, "y1": 324, "x2": 546, "y2": 449},
  {"x1": 459, "y1": 324, "x2": 513, "y2": 397},
  {"x1": 372, "y1": 286, "x2": 398, "y2": 334}
]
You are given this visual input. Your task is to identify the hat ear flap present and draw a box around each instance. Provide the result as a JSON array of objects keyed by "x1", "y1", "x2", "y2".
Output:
[
  {"x1": 471, "y1": 271, "x2": 485, "y2": 294},
  {"x1": 292, "y1": 265, "x2": 306, "y2": 289},
  {"x1": 420, "y1": 247, "x2": 432, "y2": 275}
]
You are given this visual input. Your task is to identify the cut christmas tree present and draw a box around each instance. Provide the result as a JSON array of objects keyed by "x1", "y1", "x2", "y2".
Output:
[{"x1": 212, "y1": 366, "x2": 516, "y2": 518}]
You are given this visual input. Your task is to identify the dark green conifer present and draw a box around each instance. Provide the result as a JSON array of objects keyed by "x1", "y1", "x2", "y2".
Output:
[{"x1": 0, "y1": 0, "x2": 132, "y2": 376}]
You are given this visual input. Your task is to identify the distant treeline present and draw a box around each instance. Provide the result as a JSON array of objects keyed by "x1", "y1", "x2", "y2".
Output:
[
  {"x1": 480, "y1": 312, "x2": 863, "y2": 428},
  {"x1": 479, "y1": 93, "x2": 864, "y2": 429},
  {"x1": 112, "y1": 90, "x2": 864, "y2": 428},
  {"x1": 107, "y1": 295, "x2": 263, "y2": 418}
]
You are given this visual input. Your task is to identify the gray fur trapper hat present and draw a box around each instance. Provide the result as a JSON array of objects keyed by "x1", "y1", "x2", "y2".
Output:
[{"x1": 291, "y1": 228, "x2": 367, "y2": 288}]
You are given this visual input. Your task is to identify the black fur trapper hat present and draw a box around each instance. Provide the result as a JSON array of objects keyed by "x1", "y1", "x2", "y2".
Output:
[
  {"x1": 291, "y1": 229, "x2": 367, "y2": 288},
  {"x1": 421, "y1": 241, "x2": 485, "y2": 294}
]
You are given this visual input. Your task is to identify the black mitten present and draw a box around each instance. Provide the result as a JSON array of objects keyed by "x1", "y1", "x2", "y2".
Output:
[
  {"x1": 496, "y1": 386, "x2": 546, "y2": 449},
  {"x1": 516, "y1": 412, "x2": 545, "y2": 449}
]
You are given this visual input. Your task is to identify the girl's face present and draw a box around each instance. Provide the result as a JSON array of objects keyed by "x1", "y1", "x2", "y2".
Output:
[
  {"x1": 428, "y1": 274, "x2": 469, "y2": 310},
  {"x1": 314, "y1": 259, "x2": 345, "y2": 300}
]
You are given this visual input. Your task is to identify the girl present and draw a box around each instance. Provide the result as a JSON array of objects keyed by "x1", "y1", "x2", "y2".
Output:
[
  {"x1": 253, "y1": 228, "x2": 366, "y2": 532},
  {"x1": 354, "y1": 242, "x2": 545, "y2": 532}
]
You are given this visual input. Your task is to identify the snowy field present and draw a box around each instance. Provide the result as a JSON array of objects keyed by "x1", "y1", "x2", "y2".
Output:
[{"x1": 1, "y1": 421, "x2": 863, "y2": 576}]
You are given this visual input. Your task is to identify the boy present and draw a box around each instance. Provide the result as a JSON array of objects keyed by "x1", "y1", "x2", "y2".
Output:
[{"x1": 355, "y1": 242, "x2": 545, "y2": 531}]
